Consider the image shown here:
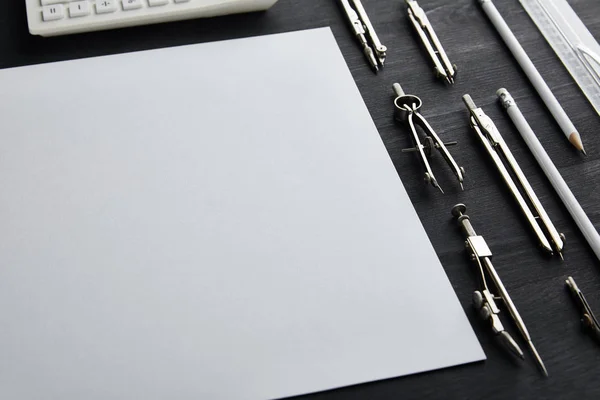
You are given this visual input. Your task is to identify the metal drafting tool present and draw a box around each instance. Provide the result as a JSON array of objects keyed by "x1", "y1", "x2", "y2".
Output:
[
  {"x1": 405, "y1": 0, "x2": 456, "y2": 84},
  {"x1": 338, "y1": 0, "x2": 387, "y2": 72},
  {"x1": 566, "y1": 277, "x2": 600, "y2": 343},
  {"x1": 393, "y1": 83, "x2": 465, "y2": 193},
  {"x1": 520, "y1": 0, "x2": 600, "y2": 116},
  {"x1": 462, "y1": 94, "x2": 565, "y2": 258},
  {"x1": 498, "y1": 88, "x2": 600, "y2": 262},
  {"x1": 451, "y1": 204, "x2": 548, "y2": 377}
]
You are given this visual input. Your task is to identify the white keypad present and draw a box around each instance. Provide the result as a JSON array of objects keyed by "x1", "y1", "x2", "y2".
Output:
[
  {"x1": 42, "y1": 4, "x2": 65, "y2": 21},
  {"x1": 148, "y1": 0, "x2": 169, "y2": 6},
  {"x1": 122, "y1": 0, "x2": 143, "y2": 10},
  {"x1": 69, "y1": 1, "x2": 91, "y2": 17},
  {"x1": 38, "y1": 0, "x2": 201, "y2": 26},
  {"x1": 30, "y1": 0, "x2": 277, "y2": 37},
  {"x1": 96, "y1": 0, "x2": 118, "y2": 14}
]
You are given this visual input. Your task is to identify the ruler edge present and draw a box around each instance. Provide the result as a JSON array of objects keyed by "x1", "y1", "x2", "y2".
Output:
[{"x1": 519, "y1": 0, "x2": 600, "y2": 116}]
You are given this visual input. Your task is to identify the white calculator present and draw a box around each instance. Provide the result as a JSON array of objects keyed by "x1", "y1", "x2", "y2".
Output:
[{"x1": 26, "y1": 0, "x2": 279, "y2": 37}]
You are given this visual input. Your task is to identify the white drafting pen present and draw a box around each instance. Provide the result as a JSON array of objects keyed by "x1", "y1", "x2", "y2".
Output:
[
  {"x1": 479, "y1": 0, "x2": 586, "y2": 155},
  {"x1": 497, "y1": 88, "x2": 600, "y2": 261}
]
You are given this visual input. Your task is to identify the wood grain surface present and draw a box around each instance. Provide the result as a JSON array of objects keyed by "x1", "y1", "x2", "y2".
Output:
[{"x1": 1, "y1": 1, "x2": 600, "y2": 399}]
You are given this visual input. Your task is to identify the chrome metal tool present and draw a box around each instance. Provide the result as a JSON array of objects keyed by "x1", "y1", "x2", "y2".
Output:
[
  {"x1": 566, "y1": 277, "x2": 600, "y2": 343},
  {"x1": 452, "y1": 203, "x2": 548, "y2": 377},
  {"x1": 463, "y1": 94, "x2": 565, "y2": 258},
  {"x1": 406, "y1": 0, "x2": 456, "y2": 84},
  {"x1": 338, "y1": 0, "x2": 387, "y2": 72},
  {"x1": 393, "y1": 83, "x2": 465, "y2": 193}
]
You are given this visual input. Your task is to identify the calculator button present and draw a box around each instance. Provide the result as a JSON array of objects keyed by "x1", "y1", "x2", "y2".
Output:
[
  {"x1": 122, "y1": 0, "x2": 143, "y2": 10},
  {"x1": 42, "y1": 4, "x2": 65, "y2": 21},
  {"x1": 148, "y1": 0, "x2": 169, "y2": 6},
  {"x1": 174, "y1": 0, "x2": 191, "y2": 3},
  {"x1": 96, "y1": 0, "x2": 118, "y2": 13},
  {"x1": 70, "y1": 1, "x2": 91, "y2": 17}
]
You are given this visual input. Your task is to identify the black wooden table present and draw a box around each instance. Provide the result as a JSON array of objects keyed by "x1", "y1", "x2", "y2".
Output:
[{"x1": 2, "y1": 1, "x2": 599, "y2": 399}]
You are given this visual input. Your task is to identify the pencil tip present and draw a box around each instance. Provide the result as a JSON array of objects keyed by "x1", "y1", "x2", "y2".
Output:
[
  {"x1": 568, "y1": 132, "x2": 585, "y2": 152},
  {"x1": 581, "y1": 149, "x2": 588, "y2": 157}
]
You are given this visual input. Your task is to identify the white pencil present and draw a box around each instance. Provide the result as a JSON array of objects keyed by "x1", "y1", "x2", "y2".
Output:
[
  {"x1": 497, "y1": 88, "x2": 600, "y2": 261},
  {"x1": 480, "y1": 0, "x2": 586, "y2": 155}
]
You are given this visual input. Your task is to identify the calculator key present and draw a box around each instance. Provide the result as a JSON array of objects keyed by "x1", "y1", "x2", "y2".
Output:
[
  {"x1": 70, "y1": 1, "x2": 91, "y2": 17},
  {"x1": 96, "y1": 0, "x2": 118, "y2": 13},
  {"x1": 148, "y1": 0, "x2": 169, "y2": 6},
  {"x1": 174, "y1": 0, "x2": 191, "y2": 3},
  {"x1": 122, "y1": 0, "x2": 143, "y2": 10},
  {"x1": 42, "y1": 4, "x2": 65, "y2": 21}
]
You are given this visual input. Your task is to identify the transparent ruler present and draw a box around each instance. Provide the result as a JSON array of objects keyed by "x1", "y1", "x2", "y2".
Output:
[{"x1": 520, "y1": 0, "x2": 600, "y2": 116}]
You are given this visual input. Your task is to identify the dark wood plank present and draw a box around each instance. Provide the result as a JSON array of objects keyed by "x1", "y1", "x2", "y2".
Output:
[{"x1": 1, "y1": 1, "x2": 600, "y2": 399}]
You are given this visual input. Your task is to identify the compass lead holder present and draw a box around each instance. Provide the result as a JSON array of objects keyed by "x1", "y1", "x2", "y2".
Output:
[
  {"x1": 462, "y1": 94, "x2": 565, "y2": 258},
  {"x1": 451, "y1": 204, "x2": 548, "y2": 377},
  {"x1": 406, "y1": 0, "x2": 457, "y2": 84},
  {"x1": 338, "y1": 0, "x2": 387, "y2": 72},
  {"x1": 393, "y1": 83, "x2": 465, "y2": 193}
]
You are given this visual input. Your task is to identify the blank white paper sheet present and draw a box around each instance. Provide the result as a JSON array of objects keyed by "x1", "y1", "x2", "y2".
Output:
[{"x1": 0, "y1": 28, "x2": 484, "y2": 400}]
